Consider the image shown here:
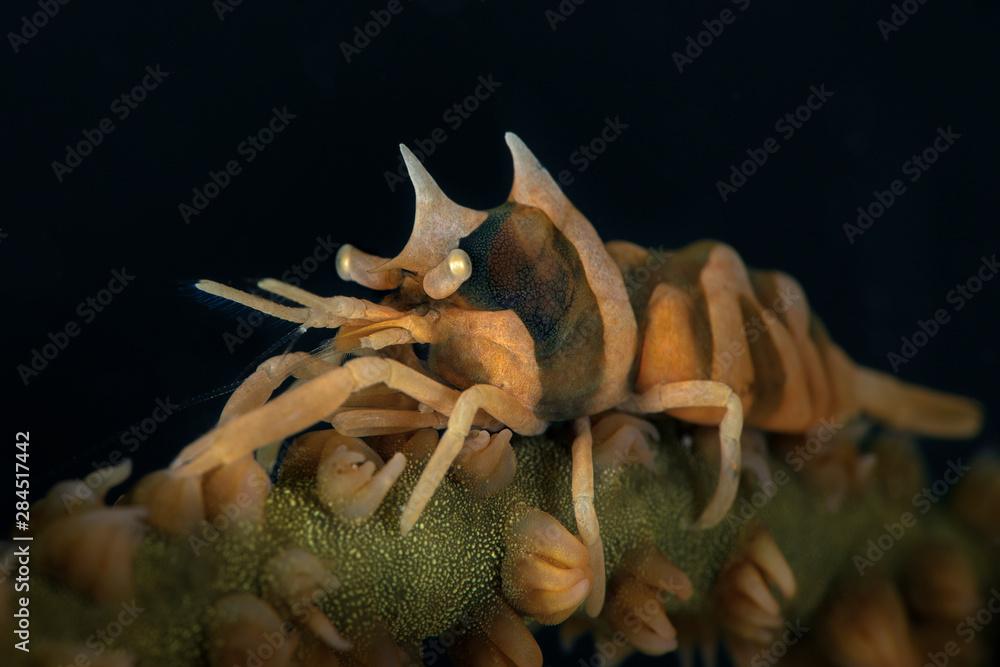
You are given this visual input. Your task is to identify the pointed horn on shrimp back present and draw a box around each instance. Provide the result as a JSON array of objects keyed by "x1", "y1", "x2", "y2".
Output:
[{"x1": 375, "y1": 144, "x2": 487, "y2": 274}]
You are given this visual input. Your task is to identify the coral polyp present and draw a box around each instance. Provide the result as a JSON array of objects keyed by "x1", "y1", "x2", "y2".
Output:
[{"x1": 7, "y1": 417, "x2": 998, "y2": 665}]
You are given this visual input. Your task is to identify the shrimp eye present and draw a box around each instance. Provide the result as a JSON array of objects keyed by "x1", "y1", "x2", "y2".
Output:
[{"x1": 423, "y1": 248, "x2": 473, "y2": 299}]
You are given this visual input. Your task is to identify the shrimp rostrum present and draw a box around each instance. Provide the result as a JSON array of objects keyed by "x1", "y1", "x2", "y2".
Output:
[{"x1": 172, "y1": 132, "x2": 982, "y2": 616}]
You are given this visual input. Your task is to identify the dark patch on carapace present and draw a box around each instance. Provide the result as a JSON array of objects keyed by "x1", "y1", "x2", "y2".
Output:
[
  {"x1": 739, "y1": 294, "x2": 786, "y2": 421},
  {"x1": 456, "y1": 202, "x2": 605, "y2": 420}
]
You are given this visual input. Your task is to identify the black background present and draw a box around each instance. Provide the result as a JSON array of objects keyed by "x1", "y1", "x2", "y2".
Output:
[{"x1": 5, "y1": 1, "x2": 1000, "y2": 665}]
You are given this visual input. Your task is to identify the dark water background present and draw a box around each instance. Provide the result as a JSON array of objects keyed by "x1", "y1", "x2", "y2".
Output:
[{"x1": 5, "y1": 1, "x2": 1000, "y2": 664}]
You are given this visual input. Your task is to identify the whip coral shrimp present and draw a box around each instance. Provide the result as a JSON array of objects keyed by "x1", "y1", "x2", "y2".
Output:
[{"x1": 170, "y1": 132, "x2": 982, "y2": 617}]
